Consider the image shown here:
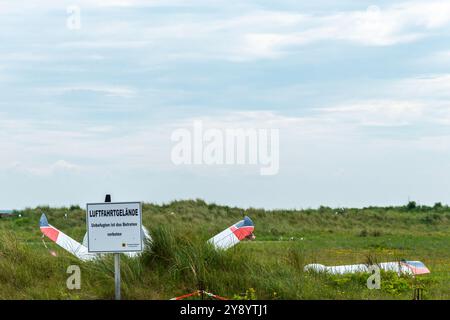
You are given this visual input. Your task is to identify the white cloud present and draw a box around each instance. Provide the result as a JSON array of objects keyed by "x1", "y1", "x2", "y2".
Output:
[
  {"x1": 394, "y1": 74, "x2": 450, "y2": 98},
  {"x1": 41, "y1": 85, "x2": 137, "y2": 98},
  {"x1": 434, "y1": 50, "x2": 450, "y2": 60},
  {"x1": 321, "y1": 100, "x2": 426, "y2": 127},
  {"x1": 412, "y1": 135, "x2": 450, "y2": 152},
  {"x1": 11, "y1": 1, "x2": 445, "y2": 62},
  {"x1": 58, "y1": 41, "x2": 150, "y2": 49},
  {"x1": 2, "y1": 0, "x2": 450, "y2": 63},
  {"x1": 9, "y1": 160, "x2": 82, "y2": 176},
  {"x1": 152, "y1": 1, "x2": 450, "y2": 61},
  {"x1": 2, "y1": 1, "x2": 450, "y2": 208},
  {"x1": 0, "y1": 0, "x2": 249, "y2": 13},
  {"x1": 232, "y1": 1, "x2": 450, "y2": 59}
]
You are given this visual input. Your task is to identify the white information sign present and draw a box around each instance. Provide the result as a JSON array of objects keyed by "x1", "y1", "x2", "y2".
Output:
[{"x1": 86, "y1": 202, "x2": 143, "y2": 253}]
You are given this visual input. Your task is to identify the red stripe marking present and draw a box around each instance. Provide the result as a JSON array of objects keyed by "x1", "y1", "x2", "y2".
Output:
[
  {"x1": 171, "y1": 291, "x2": 200, "y2": 300},
  {"x1": 40, "y1": 226, "x2": 59, "y2": 242},
  {"x1": 232, "y1": 226, "x2": 255, "y2": 240},
  {"x1": 400, "y1": 262, "x2": 430, "y2": 275}
]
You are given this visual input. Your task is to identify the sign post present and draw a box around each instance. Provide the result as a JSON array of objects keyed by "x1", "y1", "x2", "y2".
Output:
[
  {"x1": 104, "y1": 195, "x2": 121, "y2": 301},
  {"x1": 114, "y1": 252, "x2": 120, "y2": 300},
  {"x1": 86, "y1": 195, "x2": 143, "y2": 300}
]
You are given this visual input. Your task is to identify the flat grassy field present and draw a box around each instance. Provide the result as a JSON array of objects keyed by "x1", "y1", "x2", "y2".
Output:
[{"x1": 0, "y1": 200, "x2": 448, "y2": 300}]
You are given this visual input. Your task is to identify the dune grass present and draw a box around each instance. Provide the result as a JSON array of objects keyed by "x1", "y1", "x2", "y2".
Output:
[{"x1": 0, "y1": 200, "x2": 448, "y2": 300}]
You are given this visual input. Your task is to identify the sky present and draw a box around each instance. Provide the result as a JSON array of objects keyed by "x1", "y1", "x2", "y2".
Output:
[{"x1": 1, "y1": 0, "x2": 450, "y2": 209}]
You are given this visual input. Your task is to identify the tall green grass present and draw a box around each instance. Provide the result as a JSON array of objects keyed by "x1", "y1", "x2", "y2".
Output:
[{"x1": 0, "y1": 200, "x2": 448, "y2": 299}]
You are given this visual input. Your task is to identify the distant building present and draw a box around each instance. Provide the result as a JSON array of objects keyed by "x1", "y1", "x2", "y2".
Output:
[{"x1": 0, "y1": 210, "x2": 14, "y2": 218}]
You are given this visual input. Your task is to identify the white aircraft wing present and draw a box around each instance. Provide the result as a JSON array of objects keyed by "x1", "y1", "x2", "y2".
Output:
[
  {"x1": 40, "y1": 214, "x2": 97, "y2": 261},
  {"x1": 208, "y1": 216, "x2": 255, "y2": 250},
  {"x1": 304, "y1": 261, "x2": 430, "y2": 275}
]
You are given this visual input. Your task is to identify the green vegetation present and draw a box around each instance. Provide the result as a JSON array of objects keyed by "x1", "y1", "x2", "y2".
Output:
[{"x1": 0, "y1": 200, "x2": 449, "y2": 300}]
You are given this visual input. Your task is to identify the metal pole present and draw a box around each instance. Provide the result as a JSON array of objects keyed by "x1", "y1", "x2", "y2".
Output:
[
  {"x1": 114, "y1": 253, "x2": 121, "y2": 300},
  {"x1": 105, "y1": 194, "x2": 120, "y2": 300}
]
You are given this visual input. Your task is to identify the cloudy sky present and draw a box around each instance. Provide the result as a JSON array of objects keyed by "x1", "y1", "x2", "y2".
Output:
[{"x1": 1, "y1": 0, "x2": 450, "y2": 209}]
